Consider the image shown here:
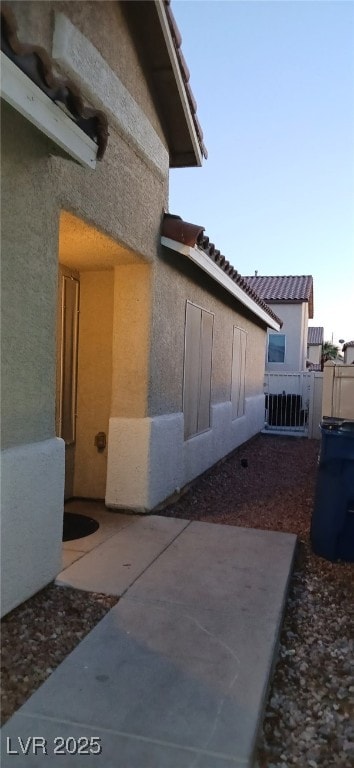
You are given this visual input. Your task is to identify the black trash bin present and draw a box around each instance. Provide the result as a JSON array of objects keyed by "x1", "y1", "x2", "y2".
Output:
[{"x1": 311, "y1": 418, "x2": 354, "y2": 562}]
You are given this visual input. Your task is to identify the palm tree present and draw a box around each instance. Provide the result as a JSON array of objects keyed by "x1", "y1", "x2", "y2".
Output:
[{"x1": 321, "y1": 340, "x2": 340, "y2": 370}]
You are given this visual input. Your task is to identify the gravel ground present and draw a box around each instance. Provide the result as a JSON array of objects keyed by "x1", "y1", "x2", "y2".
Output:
[
  {"x1": 1, "y1": 434, "x2": 353, "y2": 768},
  {"x1": 1, "y1": 588, "x2": 118, "y2": 726}
]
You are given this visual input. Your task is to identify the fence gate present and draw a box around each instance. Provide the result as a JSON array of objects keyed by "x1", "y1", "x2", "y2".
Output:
[{"x1": 263, "y1": 372, "x2": 313, "y2": 436}]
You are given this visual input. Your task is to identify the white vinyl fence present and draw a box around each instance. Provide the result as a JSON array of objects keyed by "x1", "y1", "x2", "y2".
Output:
[{"x1": 263, "y1": 371, "x2": 323, "y2": 438}]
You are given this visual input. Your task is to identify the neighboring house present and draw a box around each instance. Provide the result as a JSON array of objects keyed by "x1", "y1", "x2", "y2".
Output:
[
  {"x1": 307, "y1": 326, "x2": 324, "y2": 370},
  {"x1": 342, "y1": 341, "x2": 354, "y2": 365},
  {"x1": 1, "y1": 1, "x2": 280, "y2": 616},
  {"x1": 243, "y1": 275, "x2": 314, "y2": 372}
]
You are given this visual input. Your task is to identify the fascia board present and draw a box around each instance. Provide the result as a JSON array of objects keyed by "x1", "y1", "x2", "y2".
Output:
[
  {"x1": 161, "y1": 236, "x2": 281, "y2": 331},
  {"x1": 154, "y1": 0, "x2": 203, "y2": 168},
  {"x1": 1, "y1": 52, "x2": 97, "y2": 169}
]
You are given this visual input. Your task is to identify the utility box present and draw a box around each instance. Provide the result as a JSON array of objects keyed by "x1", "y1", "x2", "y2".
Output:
[{"x1": 311, "y1": 418, "x2": 354, "y2": 562}]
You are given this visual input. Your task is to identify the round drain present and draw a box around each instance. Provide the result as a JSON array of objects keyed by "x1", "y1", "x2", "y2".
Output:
[{"x1": 62, "y1": 512, "x2": 99, "y2": 542}]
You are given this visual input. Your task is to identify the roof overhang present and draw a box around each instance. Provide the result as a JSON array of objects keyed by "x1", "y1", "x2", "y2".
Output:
[
  {"x1": 161, "y1": 236, "x2": 281, "y2": 331},
  {"x1": 124, "y1": 1, "x2": 205, "y2": 168},
  {"x1": 154, "y1": 0, "x2": 203, "y2": 167},
  {"x1": 1, "y1": 51, "x2": 98, "y2": 169}
]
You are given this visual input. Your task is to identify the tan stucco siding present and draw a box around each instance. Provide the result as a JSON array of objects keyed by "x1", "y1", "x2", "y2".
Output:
[
  {"x1": 111, "y1": 264, "x2": 152, "y2": 419},
  {"x1": 149, "y1": 255, "x2": 267, "y2": 417},
  {"x1": 51, "y1": 127, "x2": 167, "y2": 263},
  {"x1": 12, "y1": 1, "x2": 167, "y2": 144},
  {"x1": 74, "y1": 271, "x2": 114, "y2": 498},
  {"x1": 2, "y1": 1, "x2": 169, "y2": 446},
  {"x1": 1, "y1": 105, "x2": 58, "y2": 449}
]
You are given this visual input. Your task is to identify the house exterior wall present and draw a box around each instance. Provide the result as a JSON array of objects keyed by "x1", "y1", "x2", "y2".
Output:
[
  {"x1": 343, "y1": 347, "x2": 354, "y2": 365},
  {"x1": 105, "y1": 254, "x2": 268, "y2": 511},
  {"x1": 1, "y1": 1, "x2": 168, "y2": 616},
  {"x1": 74, "y1": 271, "x2": 114, "y2": 499},
  {"x1": 1, "y1": 0, "x2": 273, "y2": 613},
  {"x1": 300, "y1": 302, "x2": 309, "y2": 371},
  {"x1": 266, "y1": 302, "x2": 307, "y2": 372},
  {"x1": 13, "y1": 0, "x2": 166, "y2": 144},
  {"x1": 308, "y1": 344, "x2": 322, "y2": 365}
]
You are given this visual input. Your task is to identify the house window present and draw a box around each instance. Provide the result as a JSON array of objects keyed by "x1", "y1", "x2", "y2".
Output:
[
  {"x1": 183, "y1": 301, "x2": 214, "y2": 439},
  {"x1": 268, "y1": 333, "x2": 286, "y2": 363},
  {"x1": 231, "y1": 326, "x2": 247, "y2": 419}
]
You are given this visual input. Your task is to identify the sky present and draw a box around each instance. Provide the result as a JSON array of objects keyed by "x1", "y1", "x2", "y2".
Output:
[{"x1": 169, "y1": 0, "x2": 354, "y2": 348}]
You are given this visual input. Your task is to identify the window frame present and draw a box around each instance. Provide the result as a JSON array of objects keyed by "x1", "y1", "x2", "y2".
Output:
[{"x1": 267, "y1": 332, "x2": 286, "y2": 364}]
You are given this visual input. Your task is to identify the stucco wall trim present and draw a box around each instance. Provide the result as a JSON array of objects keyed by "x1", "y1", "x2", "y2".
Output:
[
  {"x1": 0, "y1": 52, "x2": 97, "y2": 169},
  {"x1": 105, "y1": 398, "x2": 264, "y2": 512},
  {"x1": 161, "y1": 237, "x2": 281, "y2": 331},
  {"x1": 52, "y1": 13, "x2": 169, "y2": 179},
  {"x1": 1, "y1": 438, "x2": 65, "y2": 617}
]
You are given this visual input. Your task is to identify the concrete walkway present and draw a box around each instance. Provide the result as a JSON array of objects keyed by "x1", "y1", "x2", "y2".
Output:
[{"x1": 1, "y1": 516, "x2": 296, "y2": 767}]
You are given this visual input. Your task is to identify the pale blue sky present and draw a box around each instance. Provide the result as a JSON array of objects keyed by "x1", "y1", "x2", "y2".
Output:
[{"x1": 169, "y1": 0, "x2": 354, "y2": 347}]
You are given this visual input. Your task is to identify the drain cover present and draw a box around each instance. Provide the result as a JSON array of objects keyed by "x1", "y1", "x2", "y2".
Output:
[{"x1": 62, "y1": 512, "x2": 99, "y2": 542}]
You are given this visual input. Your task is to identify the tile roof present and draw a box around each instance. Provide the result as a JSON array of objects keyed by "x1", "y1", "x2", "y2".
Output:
[
  {"x1": 164, "y1": 1, "x2": 207, "y2": 161},
  {"x1": 243, "y1": 275, "x2": 314, "y2": 318},
  {"x1": 343, "y1": 340, "x2": 354, "y2": 350},
  {"x1": 162, "y1": 214, "x2": 282, "y2": 326},
  {"x1": 307, "y1": 326, "x2": 324, "y2": 346},
  {"x1": 0, "y1": 3, "x2": 109, "y2": 159}
]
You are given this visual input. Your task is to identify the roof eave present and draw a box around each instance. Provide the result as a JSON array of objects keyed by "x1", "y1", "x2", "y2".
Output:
[
  {"x1": 161, "y1": 236, "x2": 281, "y2": 330},
  {"x1": 154, "y1": 0, "x2": 203, "y2": 168}
]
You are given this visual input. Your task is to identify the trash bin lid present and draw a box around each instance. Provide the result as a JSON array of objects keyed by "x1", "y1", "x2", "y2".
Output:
[{"x1": 321, "y1": 417, "x2": 354, "y2": 433}]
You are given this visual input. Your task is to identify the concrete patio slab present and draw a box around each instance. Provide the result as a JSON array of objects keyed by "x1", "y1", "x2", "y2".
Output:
[
  {"x1": 56, "y1": 515, "x2": 190, "y2": 596},
  {"x1": 1, "y1": 519, "x2": 296, "y2": 767},
  {"x1": 63, "y1": 500, "x2": 137, "y2": 553}
]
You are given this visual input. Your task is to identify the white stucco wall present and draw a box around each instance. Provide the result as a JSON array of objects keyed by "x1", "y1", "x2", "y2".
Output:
[
  {"x1": 266, "y1": 303, "x2": 307, "y2": 372},
  {"x1": 344, "y1": 347, "x2": 354, "y2": 365},
  {"x1": 106, "y1": 395, "x2": 265, "y2": 512},
  {"x1": 1, "y1": 439, "x2": 65, "y2": 617},
  {"x1": 308, "y1": 344, "x2": 322, "y2": 365}
]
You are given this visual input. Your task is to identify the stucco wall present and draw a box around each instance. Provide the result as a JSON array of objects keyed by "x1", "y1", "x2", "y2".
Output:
[
  {"x1": 111, "y1": 264, "x2": 152, "y2": 419},
  {"x1": 73, "y1": 271, "x2": 114, "y2": 498},
  {"x1": 106, "y1": 251, "x2": 268, "y2": 512},
  {"x1": 2, "y1": 3, "x2": 168, "y2": 441},
  {"x1": 308, "y1": 344, "x2": 321, "y2": 365},
  {"x1": 266, "y1": 303, "x2": 306, "y2": 372},
  {"x1": 1, "y1": 438, "x2": 65, "y2": 617},
  {"x1": 12, "y1": 1, "x2": 166, "y2": 143},
  {"x1": 1, "y1": 105, "x2": 58, "y2": 449},
  {"x1": 149, "y1": 253, "x2": 267, "y2": 416},
  {"x1": 344, "y1": 347, "x2": 354, "y2": 365},
  {"x1": 1, "y1": 3, "x2": 169, "y2": 613}
]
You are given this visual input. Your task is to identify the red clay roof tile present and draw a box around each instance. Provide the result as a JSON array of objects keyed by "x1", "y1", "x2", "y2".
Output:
[
  {"x1": 0, "y1": 3, "x2": 109, "y2": 159},
  {"x1": 307, "y1": 327, "x2": 324, "y2": 345},
  {"x1": 162, "y1": 214, "x2": 282, "y2": 326},
  {"x1": 164, "y1": 0, "x2": 207, "y2": 160},
  {"x1": 243, "y1": 275, "x2": 314, "y2": 318}
]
